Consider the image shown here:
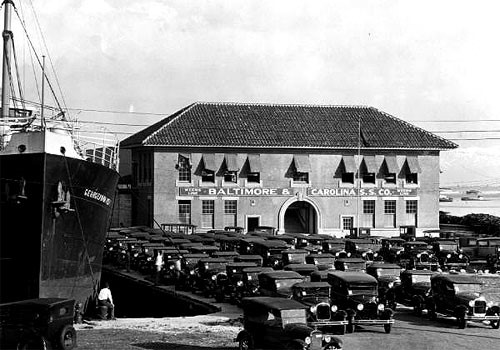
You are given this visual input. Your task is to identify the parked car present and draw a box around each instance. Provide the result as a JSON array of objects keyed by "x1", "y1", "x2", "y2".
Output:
[
  {"x1": 281, "y1": 249, "x2": 310, "y2": 268},
  {"x1": 394, "y1": 269, "x2": 435, "y2": 316},
  {"x1": 291, "y1": 282, "x2": 348, "y2": 334},
  {"x1": 177, "y1": 253, "x2": 209, "y2": 290},
  {"x1": 395, "y1": 241, "x2": 440, "y2": 271},
  {"x1": 258, "y1": 270, "x2": 304, "y2": 298},
  {"x1": 321, "y1": 239, "x2": 347, "y2": 258},
  {"x1": 234, "y1": 266, "x2": 275, "y2": 304},
  {"x1": 305, "y1": 253, "x2": 336, "y2": 271},
  {"x1": 378, "y1": 237, "x2": 406, "y2": 263},
  {"x1": 0, "y1": 298, "x2": 77, "y2": 350},
  {"x1": 196, "y1": 257, "x2": 230, "y2": 297},
  {"x1": 475, "y1": 238, "x2": 500, "y2": 272},
  {"x1": 328, "y1": 271, "x2": 395, "y2": 333},
  {"x1": 214, "y1": 262, "x2": 258, "y2": 303},
  {"x1": 366, "y1": 262, "x2": 401, "y2": 310},
  {"x1": 251, "y1": 240, "x2": 289, "y2": 268},
  {"x1": 235, "y1": 296, "x2": 343, "y2": 350},
  {"x1": 345, "y1": 238, "x2": 381, "y2": 263},
  {"x1": 284, "y1": 263, "x2": 319, "y2": 281},
  {"x1": 431, "y1": 239, "x2": 469, "y2": 271},
  {"x1": 334, "y1": 257, "x2": 366, "y2": 272},
  {"x1": 234, "y1": 254, "x2": 264, "y2": 267},
  {"x1": 426, "y1": 273, "x2": 500, "y2": 328}
]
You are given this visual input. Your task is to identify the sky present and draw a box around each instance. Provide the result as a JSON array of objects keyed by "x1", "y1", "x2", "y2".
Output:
[{"x1": 12, "y1": 0, "x2": 500, "y2": 188}]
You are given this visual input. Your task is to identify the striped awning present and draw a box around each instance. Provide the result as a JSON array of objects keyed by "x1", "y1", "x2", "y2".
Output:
[
  {"x1": 384, "y1": 155, "x2": 399, "y2": 174},
  {"x1": 406, "y1": 156, "x2": 421, "y2": 173},
  {"x1": 341, "y1": 155, "x2": 357, "y2": 173},
  {"x1": 202, "y1": 153, "x2": 217, "y2": 171},
  {"x1": 293, "y1": 154, "x2": 311, "y2": 172},
  {"x1": 362, "y1": 155, "x2": 378, "y2": 173},
  {"x1": 247, "y1": 154, "x2": 261, "y2": 172},
  {"x1": 224, "y1": 154, "x2": 239, "y2": 172}
]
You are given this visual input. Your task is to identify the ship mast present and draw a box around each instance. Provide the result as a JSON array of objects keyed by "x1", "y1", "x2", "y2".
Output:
[{"x1": 1, "y1": 0, "x2": 13, "y2": 119}]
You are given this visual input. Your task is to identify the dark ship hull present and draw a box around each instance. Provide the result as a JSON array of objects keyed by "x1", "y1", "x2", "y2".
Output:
[{"x1": 0, "y1": 152, "x2": 119, "y2": 310}]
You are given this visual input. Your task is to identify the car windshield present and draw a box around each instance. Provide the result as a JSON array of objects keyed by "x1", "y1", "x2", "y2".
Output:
[
  {"x1": 409, "y1": 245, "x2": 429, "y2": 251},
  {"x1": 439, "y1": 243, "x2": 458, "y2": 251},
  {"x1": 347, "y1": 284, "x2": 377, "y2": 295},
  {"x1": 286, "y1": 253, "x2": 307, "y2": 263},
  {"x1": 454, "y1": 283, "x2": 482, "y2": 294},
  {"x1": 376, "y1": 268, "x2": 400, "y2": 277},
  {"x1": 357, "y1": 243, "x2": 377, "y2": 249},
  {"x1": 411, "y1": 274, "x2": 431, "y2": 284},
  {"x1": 344, "y1": 262, "x2": 365, "y2": 270},
  {"x1": 327, "y1": 243, "x2": 345, "y2": 250},
  {"x1": 276, "y1": 278, "x2": 304, "y2": 291},
  {"x1": 315, "y1": 257, "x2": 334, "y2": 264},
  {"x1": 298, "y1": 287, "x2": 330, "y2": 298}
]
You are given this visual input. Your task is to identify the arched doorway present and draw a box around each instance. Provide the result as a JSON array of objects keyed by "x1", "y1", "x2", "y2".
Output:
[{"x1": 283, "y1": 201, "x2": 317, "y2": 234}]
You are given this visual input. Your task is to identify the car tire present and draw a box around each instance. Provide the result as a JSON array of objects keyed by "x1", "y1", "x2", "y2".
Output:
[
  {"x1": 238, "y1": 334, "x2": 254, "y2": 350},
  {"x1": 490, "y1": 319, "x2": 500, "y2": 329},
  {"x1": 59, "y1": 324, "x2": 77, "y2": 350},
  {"x1": 457, "y1": 316, "x2": 467, "y2": 329},
  {"x1": 384, "y1": 323, "x2": 392, "y2": 334}
]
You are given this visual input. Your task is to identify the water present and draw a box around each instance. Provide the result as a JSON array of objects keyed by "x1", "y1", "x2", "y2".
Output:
[{"x1": 440, "y1": 191, "x2": 500, "y2": 217}]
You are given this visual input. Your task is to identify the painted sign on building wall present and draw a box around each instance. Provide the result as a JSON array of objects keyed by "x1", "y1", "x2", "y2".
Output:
[{"x1": 179, "y1": 187, "x2": 418, "y2": 197}]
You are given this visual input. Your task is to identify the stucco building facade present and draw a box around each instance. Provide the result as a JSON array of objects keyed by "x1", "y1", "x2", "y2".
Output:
[{"x1": 120, "y1": 102, "x2": 457, "y2": 237}]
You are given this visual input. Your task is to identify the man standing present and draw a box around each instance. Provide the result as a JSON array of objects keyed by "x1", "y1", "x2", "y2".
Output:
[
  {"x1": 154, "y1": 250, "x2": 164, "y2": 285},
  {"x1": 97, "y1": 282, "x2": 116, "y2": 320}
]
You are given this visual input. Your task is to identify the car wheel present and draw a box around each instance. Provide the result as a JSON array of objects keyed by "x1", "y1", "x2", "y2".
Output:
[
  {"x1": 59, "y1": 324, "x2": 77, "y2": 350},
  {"x1": 490, "y1": 319, "x2": 500, "y2": 329},
  {"x1": 238, "y1": 334, "x2": 254, "y2": 350},
  {"x1": 457, "y1": 316, "x2": 467, "y2": 329},
  {"x1": 384, "y1": 323, "x2": 392, "y2": 334}
]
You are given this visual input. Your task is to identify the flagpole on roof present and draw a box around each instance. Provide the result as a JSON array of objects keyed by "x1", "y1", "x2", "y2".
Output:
[{"x1": 356, "y1": 115, "x2": 361, "y2": 237}]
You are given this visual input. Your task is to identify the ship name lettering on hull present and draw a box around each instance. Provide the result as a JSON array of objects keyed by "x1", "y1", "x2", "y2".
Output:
[{"x1": 84, "y1": 188, "x2": 111, "y2": 206}]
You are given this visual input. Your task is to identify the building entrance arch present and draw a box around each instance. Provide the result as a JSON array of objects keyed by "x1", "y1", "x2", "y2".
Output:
[{"x1": 278, "y1": 198, "x2": 320, "y2": 234}]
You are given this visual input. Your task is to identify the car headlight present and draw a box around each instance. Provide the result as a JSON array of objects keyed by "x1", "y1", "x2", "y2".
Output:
[
  {"x1": 388, "y1": 282, "x2": 394, "y2": 289},
  {"x1": 304, "y1": 337, "x2": 311, "y2": 345},
  {"x1": 378, "y1": 304, "x2": 385, "y2": 311},
  {"x1": 331, "y1": 305, "x2": 338, "y2": 312},
  {"x1": 276, "y1": 282, "x2": 281, "y2": 288},
  {"x1": 237, "y1": 281, "x2": 243, "y2": 287},
  {"x1": 487, "y1": 301, "x2": 494, "y2": 308},
  {"x1": 324, "y1": 335, "x2": 332, "y2": 343},
  {"x1": 190, "y1": 270, "x2": 195, "y2": 275},
  {"x1": 447, "y1": 254, "x2": 451, "y2": 259},
  {"x1": 211, "y1": 275, "x2": 217, "y2": 280},
  {"x1": 134, "y1": 253, "x2": 138, "y2": 257},
  {"x1": 347, "y1": 252, "x2": 352, "y2": 257},
  {"x1": 357, "y1": 304, "x2": 364, "y2": 311},
  {"x1": 247, "y1": 276, "x2": 252, "y2": 280},
  {"x1": 362, "y1": 252, "x2": 367, "y2": 257},
  {"x1": 374, "y1": 252, "x2": 378, "y2": 257},
  {"x1": 417, "y1": 253, "x2": 421, "y2": 258},
  {"x1": 310, "y1": 306, "x2": 317, "y2": 313},
  {"x1": 469, "y1": 300, "x2": 475, "y2": 307},
  {"x1": 396, "y1": 250, "x2": 401, "y2": 255}
]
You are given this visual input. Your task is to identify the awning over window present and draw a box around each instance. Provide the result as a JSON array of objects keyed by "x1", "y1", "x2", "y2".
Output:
[
  {"x1": 224, "y1": 154, "x2": 239, "y2": 172},
  {"x1": 362, "y1": 155, "x2": 378, "y2": 173},
  {"x1": 202, "y1": 153, "x2": 217, "y2": 171},
  {"x1": 406, "y1": 156, "x2": 421, "y2": 173},
  {"x1": 247, "y1": 154, "x2": 261, "y2": 172},
  {"x1": 293, "y1": 154, "x2": 311, "y2": 173},
  {"x1": 384, "y1": 155, "x2": 399, "y2": 174},
  {"x1": 341, "y1": 155, "x2": 357, "y2": 173}
]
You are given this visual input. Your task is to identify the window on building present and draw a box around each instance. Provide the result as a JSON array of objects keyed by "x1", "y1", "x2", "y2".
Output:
[
  {"x1": 406, "y1": 173, "x2": 418, "y2": 184},
  {"x1": 361, "y1": 155, "x2": 377, "y2": 185},
  {"x1": 178, "y1": 200, "x2": 191, "y2": 224},
  {"x1": 292, "y1": 155, "x2": 310, "y2": 184},
  {"x1": 201, "y1": 154, "x2": 217, "y2": 184},
  {"x1": 223, "y1": 200, "x2": 237, "y2": 227},
  {"x1": 247, "y1": 172, "x2": 260, "y2": 183},
  {"x1": 383, "y1": 156, "x2": 399, "y2": 184},
  {"x1": 384, "y1": 200, "x2": 396, "y2": 227},
  {"x1": 177, "y1": 154, "x2": 191, "y2": 182},
  {"x1": 224, "y1": 171, "x2": 238, "y2": 183},
  {"x1": 201, "y1": 170, "x2": 215, "y2": 183},
  {"x1": 406, "y1": 200, "x2": 418, "y2": 214},
  {"x1": 385, "y1": 173, "x2": 397, "y2": 184},
  {"x1": 405, "y1": 156, "x2": 421, "y2": 185},
  {"x1": 363, "y1": 200, "x2": 375, "y2": 214},
  {"x1": 362, "y1": 172, "x2": 375, "y2": 184},
  {"x1": 341, "y1": 172, "x2": 355, "y2": 184},
  {"x1": 342, "y1": 216, "x2": 354, "y2": 231},
  {"x1": 201, "y1": 200, "x2": 215, "y2": 229}
]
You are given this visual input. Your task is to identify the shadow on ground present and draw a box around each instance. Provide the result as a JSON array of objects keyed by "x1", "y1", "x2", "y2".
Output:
[{"x1": 133, "y1": 342, "x2": 236, "y2": 350}]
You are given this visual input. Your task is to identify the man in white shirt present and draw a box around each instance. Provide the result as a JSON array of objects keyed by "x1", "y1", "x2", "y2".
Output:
[{"x1": 97, "y1": 282, "x2": 115, "y2": 320}]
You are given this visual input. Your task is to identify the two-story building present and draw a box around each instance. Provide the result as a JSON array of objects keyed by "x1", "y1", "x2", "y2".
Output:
[{"x1": 120, "y1": 102, "x2": 457, "y2": 237}]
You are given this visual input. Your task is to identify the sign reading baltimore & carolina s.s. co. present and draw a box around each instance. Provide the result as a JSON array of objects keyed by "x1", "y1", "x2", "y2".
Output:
[{"x1": 178, "y1": 187, "x2": 417, "y2": 197}]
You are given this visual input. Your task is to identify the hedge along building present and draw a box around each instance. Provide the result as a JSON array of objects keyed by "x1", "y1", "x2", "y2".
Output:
[{"x1": 120, "y1": 102, "x2": 457, "y2": 237}]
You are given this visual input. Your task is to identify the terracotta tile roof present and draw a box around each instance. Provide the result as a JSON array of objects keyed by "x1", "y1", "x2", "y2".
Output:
[{"x1": 120, "y1": 102, "x2": 458, "y2": 150}]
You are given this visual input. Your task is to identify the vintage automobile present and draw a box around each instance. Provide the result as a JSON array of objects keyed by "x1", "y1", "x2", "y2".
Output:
[
  {"x1": 218, "y1": 236, "x2": 242, "y2": 252},
  {"x1": 177, "y1": 253, "x2": 209, "y2": 290},
  {"x1": 234, "y1": 266, "x2": 275, "y2": 304},
  {"x1": 160, "y1": 248, "x2": 188, "y2": 284},
  {"x1": 378, "y1": 237, "x2": 406, "y2": 263},
  {"x1": 396, "y1": 241, "x2": 440, "y2": 271},
  {"x1": 268, "y1": 234, "x2": 299, "y2": 248},
  {"x1": 259, "y1": 270, "x2": 305, "y2": 298},
  {"x1": 305, "y1": 253, "x2": 335, "y2": 271},
  {"x1": 328, "y1": 271, "x2": 395, "y2": 333},
  {"x1": 252, "y1": 225, "x2": 278, "y2": 235},
  {"x1": 0, "y1": 298, "x2": 77, "y2": 350},
  {"x1": 284, "y1": 264, "x2": 319, "y2": 281},
  {"x1": 366, "y1": 263, "x2": 401, "y2": 310},
  {"x1": 214, "y1": 262, "x2": 258, "y2": 303},
  {"x1": 431, "y1": 239, "x2": 469, "y2": 271},
  {"x1": 238, "y1": 237, "x2": 267, "y2": 255},
  {"x1": 321, "y1": 239, "x2": 347, "y2": 258},
  {"x1": 291, "y1": 282, "x2": 348, "y2": 334},
  {"x1": 333, "y1": 257, "x2": 367, "y2": 272},
  {"x1": 344, "y1": 238, "x2": 381, "y2": 263},
  {"x1": 212, "y1": 250, "x2": 241, "y2": 261},
  {"x1": 394, "y1": 269, "x2": 435, "y2": 316},
  {"x1": 235, "y1": 297, "x2": 343, "y2": 350},
  {"x1": 475, "y1": 238, "x2": 500, "y2": 272},
  {"x1": 310, "y1": 270, "x2": 330, "y2": 283},
  {"x1": 251, "y1": 240, "x2": 289, "y2": 268},
  {"x1": 195, "y1": 257, "x2": 230, "y2": 297},
  {"x1": 281, "y1": 249, "x2": 310, "y2": 268},
  {"x1": 426, "y1": 273, "x2": 500, "y2": 328},
  {"x1": 302, "y1": 234, "x2": 330, "y2": 253},
  {"x1": 235, "y1": 254, "x2": 264, "y2": 267}
]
